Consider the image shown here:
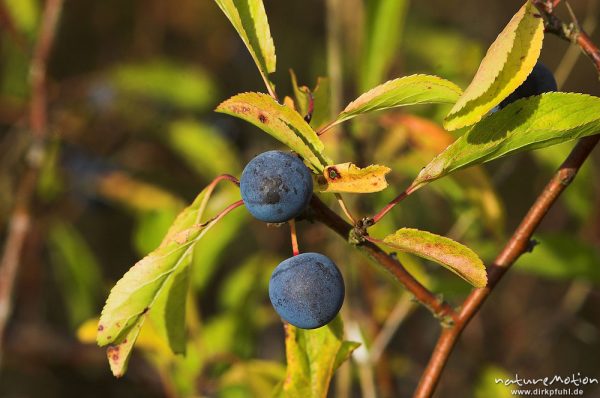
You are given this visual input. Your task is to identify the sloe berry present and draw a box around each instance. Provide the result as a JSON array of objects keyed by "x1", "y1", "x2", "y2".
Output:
[
  {"x1": 240, "y1": 150, "x2": 313, "y2": 223},
  {"x1": 269, "y1": 252, "x2": 345, "y2": 329}
]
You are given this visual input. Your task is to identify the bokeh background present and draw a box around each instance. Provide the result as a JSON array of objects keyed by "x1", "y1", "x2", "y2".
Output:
[{"x1": 0, "y1": 0, "x2": 599, "y2": 397}]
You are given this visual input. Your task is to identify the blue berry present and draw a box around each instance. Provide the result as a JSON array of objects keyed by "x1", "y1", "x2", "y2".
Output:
[
  {"x1": 240, "y1": 150, "x2": 313, "y2": 223},
  {"x1": 269, "y1": 253, "x2": 345, "y2": 329},
  {"x1": 499, "y1": 62, "x2": 557, "y2": 109}
]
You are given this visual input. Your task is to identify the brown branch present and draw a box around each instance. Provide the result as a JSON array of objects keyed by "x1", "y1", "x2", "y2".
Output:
[
  {"x1": 533, "y1": 0, "x2": 600, "y2": 74},
  {"x1": 0, "y1": 0, "x2": 64, "y2": 360},
  {"x1": 310, "y1": 196, "x2": 458, "y2": 323},
  {"x1": 411, "y1": 3, "x2": 600, "y2": 395},
  {"x1": 413, "y1": 134, "x2": 600, "y2": 398}
]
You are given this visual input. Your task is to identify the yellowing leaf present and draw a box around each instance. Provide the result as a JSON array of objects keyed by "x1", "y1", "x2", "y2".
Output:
[
  {"x1": 316, "y1": 163, "x2": 391, "y2": 193},
  {"x1": 276, "y1": 316, "x2": 359, "y2": 398},
  {"x1": 382, "y1": 228, "x2": 487, "y2": 287},
  {"x1": 78, "y1": 318, "x2": 170, "y2": 354},
  {"x1": 105, "y1": 321, "x2": 144, "y2": 377},
  {"x1": 216, "y1": 92, "x2": 331, "y2": 172},
  {"x1": 325, "y1": 75, "x2": 461, "y2": 131},
  {"x1": 414, "y1": 93, "x2": 600, "y2": 188},
  {"x1": 97, "y1": 183, "x2": 240, "y2": 377},
  {"x1": 97, "y1": 172, "x2": 184, "y2": 212},
  {"x1": 444, "y1": 1, "x2": 544, "y2": 130},
  {"x1": 213, "y1": 0, "x2": 276, "y2": 93},
  {"x1": 167, "y1": 119, "x2": 242, "y2": 176}
]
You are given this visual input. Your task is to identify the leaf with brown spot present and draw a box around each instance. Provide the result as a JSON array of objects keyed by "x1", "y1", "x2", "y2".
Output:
[
  {"x1": 316, "y1": 163, "x2": 391, "y2": 193},
  {"x1": 382, "y1": 228, "x2": 487, "y2": 287},
  {"x1": 216, "y1": 92, "x2": 331, "y2": 172},
  {"x1": 106, "y1": 320, "x2": 143, "y2": 377},
  {"x1": 97, "y1": 182, "x2": 237, "y2": 376}
]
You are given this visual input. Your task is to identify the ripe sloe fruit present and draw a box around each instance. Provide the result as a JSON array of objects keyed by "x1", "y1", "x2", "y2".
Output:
[
  {"x1": 499, "y1": 62, "x2": 557, "y2": 109},
  {"x1": 269, "y1": 252, "x2": 345, "y2": 329},
  {"x1": 240, "y1": 150, "x2": 313, "y2": 223}
]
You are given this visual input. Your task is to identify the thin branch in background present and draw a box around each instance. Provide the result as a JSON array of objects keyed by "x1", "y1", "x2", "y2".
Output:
[
  {"x1": 414, "y1": 134, "x2": 600, "y2": 398},
  {"x1": 0, "y1": 0, "x2": 64, "y2": 361},
  {"x1": 346, "y1": 320, "x2": 377, "y2": 398},
  {"x1": 369, "y1": 292, "x2": 415, "y2": 364}
]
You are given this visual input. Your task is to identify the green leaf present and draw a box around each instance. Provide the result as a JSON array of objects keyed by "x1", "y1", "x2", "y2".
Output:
[
  {"x1": 213, "y1": 0, "x2": 276, "y2": 92},
  {"x1": 474, "y1": 365, "x2": 514, "y2": 398},
  {"x1": 290, "y1": 69, "x2": 311, "y2": 118},
  {"x1": 220, "y1": 360, "x2": 286, "y2": 397},
  {"x1": 516, "y1": 233, "x2": 600, "y2": 283},
  {"x1": 382, "y1": 228, "x2": 487, "y2": 287},
  {"x1": 216, "y1": 92, "x2": 330, "y2": 172},
  {"x1": 329, "y1": 75, "x2": 462, "y2": 129},
  {"x1": 277, "y1": 316, "x2": 359, "y2": 398},
  {"x1": 311, "y1": 77, "x2": 332, "y2": 131},
  {"x1": 444, "y1": 1, "x2": 544, "y2": 130},
  {"x1": 191, "y1": 188, "x2": 246, "y2": 290},
  {"x1": 414, "y1": 93, "x2": 600, "y2": 187},
  {"x1": 111, "y1": 60, "x2": 216, "y2": 110},
  {"x1": 133, "y1": 208, "x2": 180, "y2": 256},
  {"x1": 360, "y1": 0, "x2": 409, "y2": 91},
  {"x1": 218, "y1": 254, "x2": 273, "y2": 310},
  {"x1": 148, "y1": 261, "x2": 191, "y2": 355},
  {"x1": 3, "y1": 0, "x2": 39, "y2": 35},
  {"x1": 97, "y1": 184, "x2": 239, "y2": 376},
  {"x1": 167, "y1": 119, "x2": 242, "y2": 176},
  {"x1": 404, "y1": 24, "x2": 483, "y2": 85},
  {"x1": 315, "y1": 163, "x2": 391, "y2": 193},
  {"x1": 290, "y1": 71, "x2": 332, "y2": 130},
  {"x1": 48, "y1": 222, "x2": 103, "y2": 329}
]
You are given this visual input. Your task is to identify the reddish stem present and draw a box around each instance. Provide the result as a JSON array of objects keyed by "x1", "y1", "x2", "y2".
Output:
[
  {"x1": 371, "y1": 185, "x2": 415, "y2": 225},
  {"x1": 289, "y1": 219, "x2": 300, "y2": 256},
  {"x1": 316, "y1": 120, "x2": 337, "y2": 136},
  {"x1": 210, "y1": 174, "x2": 240, "y2": 187},
  {"x1": 200, "y1": 200, "x2": 244, "y2": 228}
]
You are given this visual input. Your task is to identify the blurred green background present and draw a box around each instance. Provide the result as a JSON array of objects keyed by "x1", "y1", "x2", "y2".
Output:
[{"x1": 0, "y1": 0, "x2": 599, "y2": 397}]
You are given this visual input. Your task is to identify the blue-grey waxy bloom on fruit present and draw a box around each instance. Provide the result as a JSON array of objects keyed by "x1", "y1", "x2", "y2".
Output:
[
  {"x1": 269, "y1": 252, "x2": 345, "y2": 329},
  {"x1": 499, "y1": 62, "x2": 558, "y2": 109},
  {"x1": 240, "y1": 150, "x2": 313, "y2": 223}
]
